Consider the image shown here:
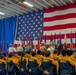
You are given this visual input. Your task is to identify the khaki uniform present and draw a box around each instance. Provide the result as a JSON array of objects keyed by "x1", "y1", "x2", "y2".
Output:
[
  {"x1": 40, "y1": 46, "x2": 46, "y2": 52},
  {"x1": 17, "y1": 46, "x2": 23, "y2": 52}
]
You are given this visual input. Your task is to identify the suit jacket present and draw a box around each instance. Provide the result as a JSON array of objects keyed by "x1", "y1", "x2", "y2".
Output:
[{"x1": 55, "y1": 44, "x2": 63, "y2": 55}]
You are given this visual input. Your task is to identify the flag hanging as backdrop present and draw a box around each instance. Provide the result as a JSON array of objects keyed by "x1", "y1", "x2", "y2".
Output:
[
  {"x1": 44, "y1": 3, "x2": 76, "y2": 48},
  {"x1": 16, "y1": 3, "x2": 76, "y2": 49}
]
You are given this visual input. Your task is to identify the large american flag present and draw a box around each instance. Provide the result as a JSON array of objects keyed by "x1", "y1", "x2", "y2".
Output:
[
  {"x1": 44, "y1": 3, "x2": 76, "y2": 48},
  {"x1": 15, "y1": 3, "x2": 76, "y2": 49}
]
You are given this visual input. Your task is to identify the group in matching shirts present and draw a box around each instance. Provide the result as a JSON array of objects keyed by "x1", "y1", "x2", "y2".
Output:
[{"x1": 0, "y1": 49, "x2": 76, "y2": 75}]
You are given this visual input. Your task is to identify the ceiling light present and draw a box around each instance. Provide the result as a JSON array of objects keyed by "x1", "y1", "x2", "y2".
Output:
[
  {"x1": 0, "y1": 12, "x2": 5, "y2": 15},
  {"x1": 23, "y1": 1, "x2": 34, "y2": 7}
]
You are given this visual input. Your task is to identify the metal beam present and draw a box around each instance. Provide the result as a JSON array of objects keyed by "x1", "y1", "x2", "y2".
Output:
[
  {"x1": 17, "y1": 1, "x2": 37, "y2": 11},
  {"x1": 28, "y1": 7, "x2": 38, "y2": 11},
  {"x1": 0, "y1": 13, "x2": 11, "y2": 18},
  {"x1": 0, "y1": 5, "x2": 18, "y2": 16},
  {"x1": 51, "y1": 0, "x2": 60, "y2": 6},
  {"x1": 0, "y1": 11, "x2": 13, "y2": 17},
  {"x1": 56, "y1": 0, "x2": 63, "y2": 6},
  {"x1": 3, "y1": 0, "x2": 27, "y2": 13},
  {"x1": 0, "y1": 4, "x2": 19, "y2": 15},
  {"x1": 69, "y1": 0, "x2": 74, "y2": 4},
  {"x1": 34, "y1": 0, "x2": 48, "y2": 9},
  {"x1": 0, "y1": 3, "x2": 21, "y2": 15},
  {"x1": 0, "y1": 8, "x2": 18, "y2": 16},
  {"x1": 6, "y1": 0, "x2": 32, "y2": 12},
  {"x1": 27, "y1": 0, "x2": 43, "y2": 10},
  {"x1": 33, "y1": 5, "x2": 43, "y2": 10},
  {"x1": 0, "y1": 0, "x2": 27, "y2": 14},
  {"x1": 42, "y1": 0, "x2": 54, "y2": 7},
  {"x1": 60, "y1": 0, "x2": 66, "y2": 5}
]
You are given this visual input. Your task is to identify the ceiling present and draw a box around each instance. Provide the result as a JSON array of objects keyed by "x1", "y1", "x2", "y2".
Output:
[{"x1": 0, "y1": 0, "x2": 76, "y2": 19}]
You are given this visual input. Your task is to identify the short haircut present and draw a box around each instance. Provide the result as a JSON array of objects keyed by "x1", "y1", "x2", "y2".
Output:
[
  {"x1": 0, "y1": 55, "x2": 4, "y2": 59},
  {"x1": 1, "y1": 52, "x2": 6, "y2": 57},
  {"x1": 21, "y1": 52, "x2": 25, "y2": 56},
  {"x1": 45, "y1": 51, "x2": 50, "y2": 57},
  {"x1": 31, "y1": 51, "x2": 36, "y2": 56},
  {"x1": 8, "y1": 52, "x2": 13, "y2": 57},
  {"x1": 53, "y1": 50, "x2": 58, "y2": 54},
  {"x1": 67, "y1": 50, "x2": 72, "y2": 56},
  {"x1": 61, "y1": 49, "x2": 67, "y2": 56},
  {"x1": 26, "y1": 51, "x2": 30, "y2": 54},
  {"x1": 41, "y1": 52, "x2": 44, "y2": 56},
  {"x1": 37, "y1": 50, "x2": 41, "y2": 54}
]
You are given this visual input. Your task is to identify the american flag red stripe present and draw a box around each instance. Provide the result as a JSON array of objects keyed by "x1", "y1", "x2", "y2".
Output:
[
  {"x1": 44, "y1": 3, "x2": 76, "y2": 49},
  {"x1": 44, "y1": 23, "x2": 76, "y2": 31},
  {"x1": 66, "y1": 44, "x2": 75, "y2": 48},
  {"x1": 44, "y1": 3, "x2": 76, "y2": 13}
]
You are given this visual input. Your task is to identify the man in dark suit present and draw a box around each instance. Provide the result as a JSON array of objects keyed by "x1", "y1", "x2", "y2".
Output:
[{"x1": 56, "y1": 40, "x2": 63, "y2": 55}]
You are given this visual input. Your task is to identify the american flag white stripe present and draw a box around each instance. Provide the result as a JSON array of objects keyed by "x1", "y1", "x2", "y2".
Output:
[
  {"x1": 44, "y1": 13, "x2": 76, "y2": 23},
  {"x1": 44, "y1": 28, "x2": 76, "y2": 35},
  {"x1": 44, "y1": 18, "x2": 76, "y2": 27},
  {"x1": 44, "y1": 8, "x2": 76, "y2": 18}
]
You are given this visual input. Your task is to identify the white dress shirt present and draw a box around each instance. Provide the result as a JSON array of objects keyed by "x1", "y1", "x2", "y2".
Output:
[
  {"x1": 9, "y1": 47, "x2": 16, "y2": 53},
  {"x1": 47, "y1": 46, "x2": 54, "y2": 55}
]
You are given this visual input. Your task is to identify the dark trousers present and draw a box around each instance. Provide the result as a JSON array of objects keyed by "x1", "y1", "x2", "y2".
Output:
[
  {"x1": 60, "y1": 73, "x2": 75, "y2": 75},
  {"x1": 29, "y1": 72, "x2": 38, "y2": 75},
  {"x1": 43, "y1": 73, "x2": 54, "y2": 75},
  {"x1": 38, "y1": 69, "x2": 42, "y2": 75},
  {"x1": 8, "y1": 72, "x2": 15, "y2": 75},
  {"x1": 16, "y1": 67, "x2": 19, "y2": 75},
  {"x1": 19, "y1": 71, "x2": 27, "y2": 75},
  {"x1": 0, "y1": 72, "x2": 6, "y2": 75}
]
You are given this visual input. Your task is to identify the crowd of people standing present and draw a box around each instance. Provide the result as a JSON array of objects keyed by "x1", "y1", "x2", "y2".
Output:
[{"x1": 0, "y1": 40, "x2": 75, "y2": 75}]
